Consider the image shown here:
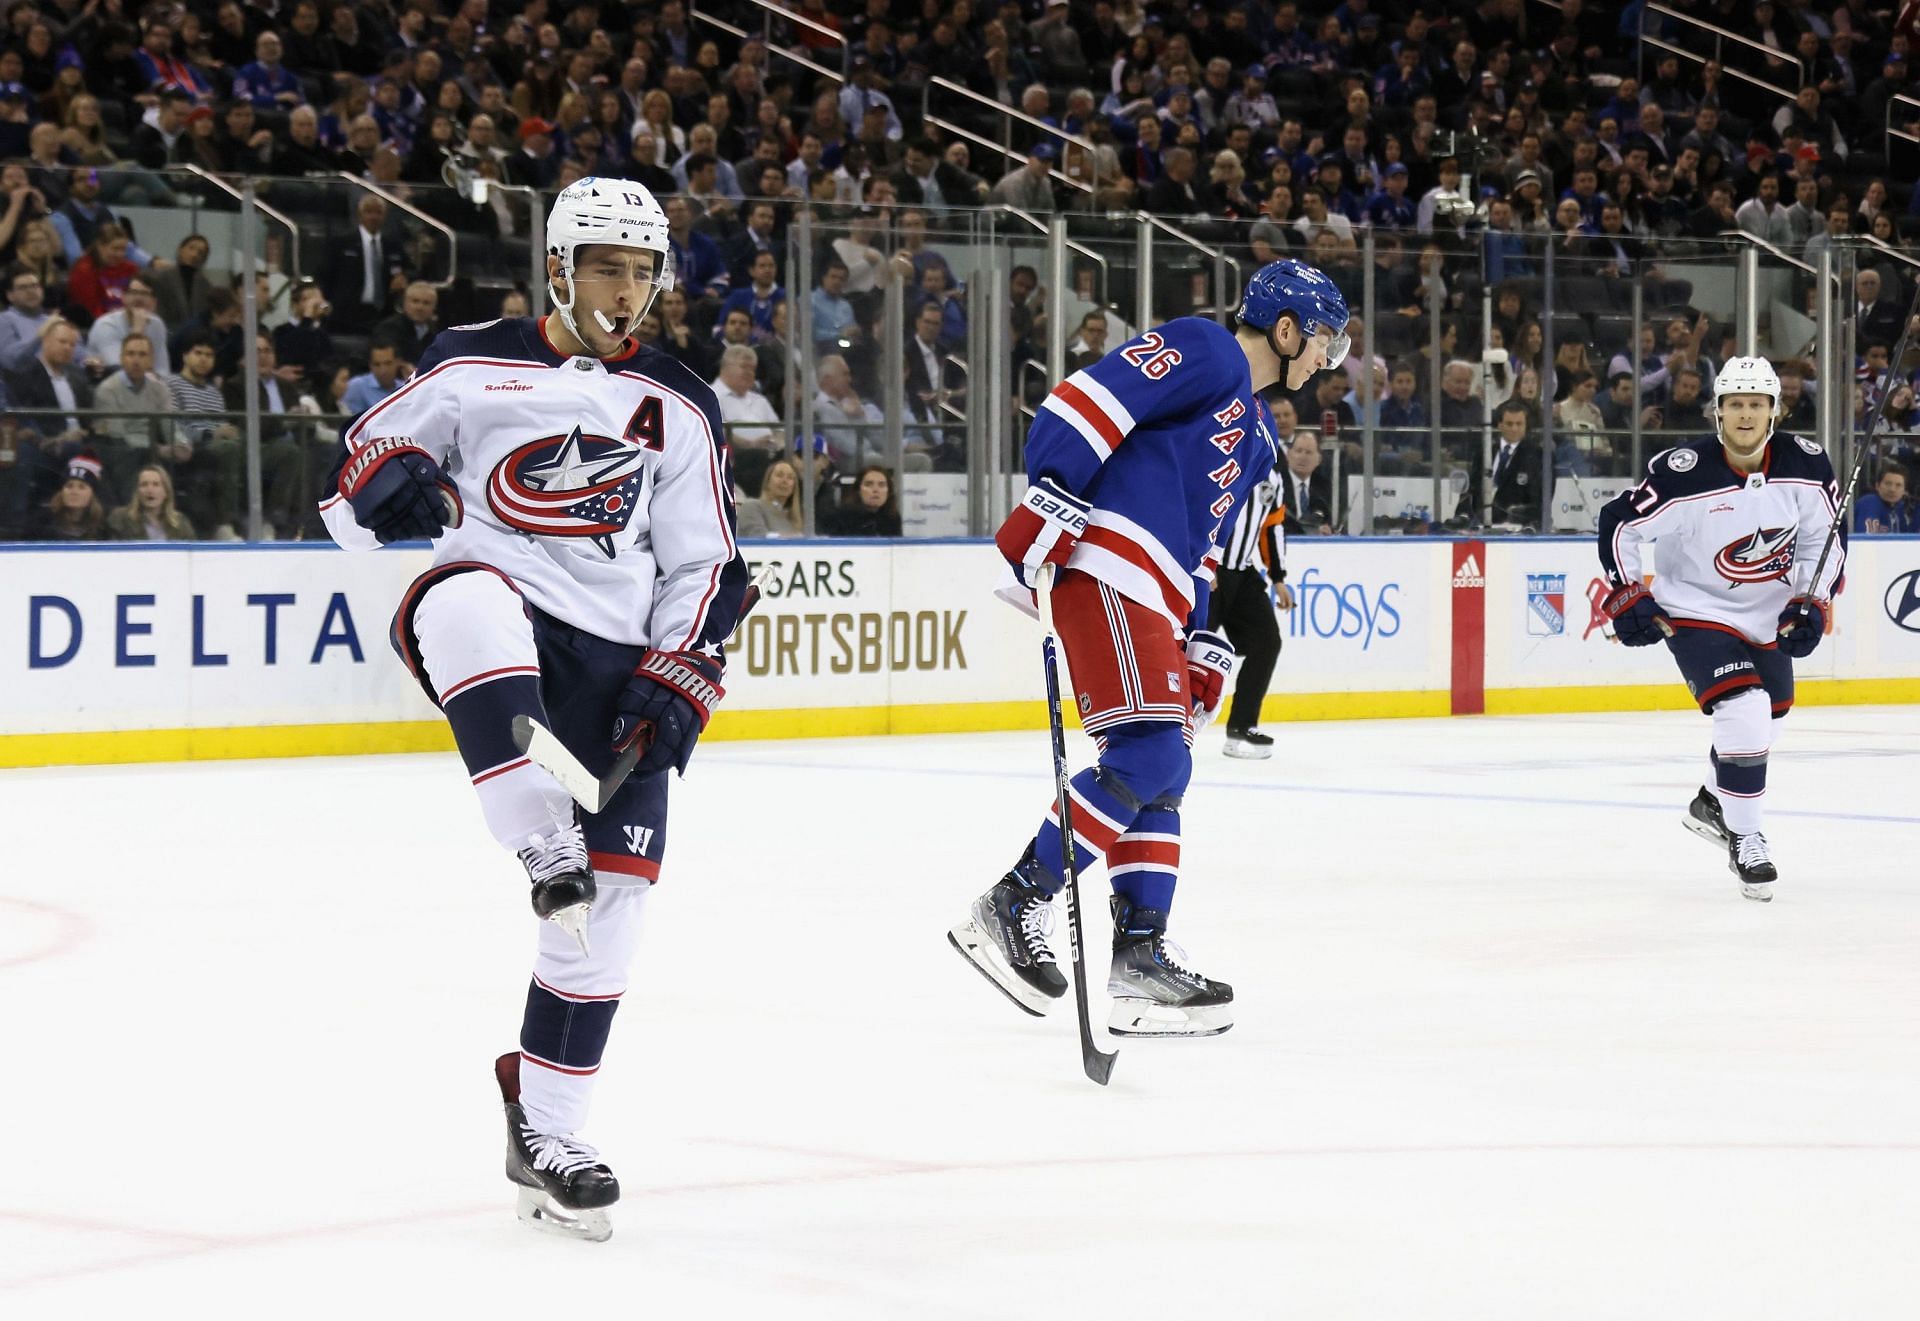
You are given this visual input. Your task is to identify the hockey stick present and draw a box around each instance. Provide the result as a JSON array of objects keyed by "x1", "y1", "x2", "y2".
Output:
[
  {"x1": 512, "y1": 563, "x2": 776, "y2": 813},
  {"x1": 1798, "y1": 279, "x2": 1920, "y2": 619},
  {"x1": 1036, "y1": 564, "x2": 1119, "y2": 1087}
]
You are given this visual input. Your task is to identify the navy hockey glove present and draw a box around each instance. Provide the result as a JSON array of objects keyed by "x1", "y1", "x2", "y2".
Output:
[
  {"x1": 611, "y1": 649, "x2": 726, "y2": 778},
  {"x1": 1185, "y1": 629, "x2": 1235, "y2": 719},
  {"x1": 1601, "y1": 582, "x2": 1671, "y2": 647},
  {"x1": 339, "y1": 437, "x2": 460, "y2": 545},
  {"x1": 995, "y1": 478, "x2": 1089, "y2": 588},
  {"x1": 1776, "y1": 595, "x2": 1829, "y2": 658}
]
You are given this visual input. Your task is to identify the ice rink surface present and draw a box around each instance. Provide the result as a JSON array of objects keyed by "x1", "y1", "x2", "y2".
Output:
[{"x1": 4, "y1": 707, "x2": 1919, "y2": 1320}]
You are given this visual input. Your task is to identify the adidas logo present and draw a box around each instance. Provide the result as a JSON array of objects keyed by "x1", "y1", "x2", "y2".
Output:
[{"x1": 1452, "y1": 554, "x2": 1484, "y2": 589}]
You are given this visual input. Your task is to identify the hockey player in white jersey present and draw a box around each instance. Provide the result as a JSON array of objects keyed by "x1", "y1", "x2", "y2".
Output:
[
  {"x1": 319, "y1": 179, "x2": 747, "y2": 1239},
  {"x1": 1595, "y1": 356, "x2": 1843, "y2": 901}
]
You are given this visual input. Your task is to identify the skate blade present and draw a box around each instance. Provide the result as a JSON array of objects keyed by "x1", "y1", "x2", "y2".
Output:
[
  {"x1": 947, "y1": 923, "x2": 1057, "y2": 1017},
  {"x1": 515, "y1": 1186, "x2": 612, "y2": 1242},
  {"x1": 1681, "y1": 813, "x2": 1728, "y2": 848},
  {"x1": 1106, "y1": 997, "x2": 1234, "y2": 1038},
  {"x1": 1222, "y1": 741, "x2": 1273, "y2": 760},
  {"x1": 1740, "y1": 882, "x2": 1774, "y2": 903},
  {"x1": 547, "y1": 903, "x2": 592, "y2": 956}
]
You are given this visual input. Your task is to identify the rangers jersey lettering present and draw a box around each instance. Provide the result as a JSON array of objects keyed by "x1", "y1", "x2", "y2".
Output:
[
  {"x1": 1596, "y1": 434, "x2": 1844, "y2": 646},
  {"x1": 320, "y1": 316, "x2": 747, "y2": 650},
  {"x1": 1024, "y1": 316, "x2": 1277, "y2": 627}
]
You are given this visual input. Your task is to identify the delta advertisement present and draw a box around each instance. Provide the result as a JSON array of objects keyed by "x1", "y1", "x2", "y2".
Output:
[{"x1": 2, "y1": 535, "x2": 1915, "y2": 767}]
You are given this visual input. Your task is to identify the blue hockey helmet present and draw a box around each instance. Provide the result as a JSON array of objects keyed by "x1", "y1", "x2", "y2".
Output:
[{"x1": 1236, "y1": 258, "x2": 1350, "y2": 370}]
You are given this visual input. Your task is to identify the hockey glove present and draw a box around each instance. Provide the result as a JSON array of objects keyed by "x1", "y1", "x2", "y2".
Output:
[
  {"x1": 1601, "y1": 582, "x2": 1671, "y2": 647},
  {"x1": 1185, "y1": 629, "x2": 1236, "y2": 719},
  {"x1": 339, "y1": 437, "x2": 461, "y2": 545},
  {"x1": 1775, "y1": 595, "x2": 1829, "y2": 659},
  {"x1": 611, "y1": 649, "x2": 726, "y2": 778},
  {"x1": 994, "y1": 478, "x2": 1090, "y2": 589}
]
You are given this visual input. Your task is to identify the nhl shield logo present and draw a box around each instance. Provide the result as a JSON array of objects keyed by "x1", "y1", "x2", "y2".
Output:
[
  {"x1": 487, "y1": 425, "x2": 647, "y2": 558},
  {"x1": 1526, "y1": 573, "x2": 1567, "y2": 636}
]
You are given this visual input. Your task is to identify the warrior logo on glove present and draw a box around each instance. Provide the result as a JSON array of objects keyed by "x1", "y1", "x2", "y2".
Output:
[{"x1": 488, "y1": 425, "x2": 649, "y2": 558}]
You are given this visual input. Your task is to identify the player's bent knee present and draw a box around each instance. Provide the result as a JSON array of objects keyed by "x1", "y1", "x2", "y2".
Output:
[
  {"x1": 1097, "y1": 719, "x2": 1192, "y2": 807},
  {"x1": 1711, "y1": 687, "x2": 1773, "y2": 751}
]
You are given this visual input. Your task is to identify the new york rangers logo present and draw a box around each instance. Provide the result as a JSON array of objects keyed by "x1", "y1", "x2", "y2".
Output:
[
  {"x1": 487, "y1": 426, "x2": 646, "y2": 558},
  {"x1": 1713, "y1": 526, "x2": 1796, "y2": 586}
]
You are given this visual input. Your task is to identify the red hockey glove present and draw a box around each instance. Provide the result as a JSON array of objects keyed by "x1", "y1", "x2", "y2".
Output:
[
  {"x1": 339, "y1": 437, "x2": 461, "y2": 545},
  {"x1": 994, "y1": 478, "x2": 1090, "y2": 589},
  {"x1": 1775, "y1": 595, "x2": 1829, "y2": 659},
  {"x1": 1601, "y1": 582, "x2": 1672, "y2": 647},
  {"x1": 611, "y1": 649, "x2": 726, "y2": 778},
  {"x1": 1185, "y1": 629, "x2": 1235, "y2": 719}
]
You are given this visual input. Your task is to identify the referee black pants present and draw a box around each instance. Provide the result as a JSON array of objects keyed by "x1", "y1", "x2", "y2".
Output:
[{"x1": 1207, "y1": 566, "x2": 1281, "y2": 733}]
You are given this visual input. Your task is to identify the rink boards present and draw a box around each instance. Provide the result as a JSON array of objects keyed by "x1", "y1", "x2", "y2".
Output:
[{"x1": 3, "y1": 536, "x2": 1918, "y2": 767}]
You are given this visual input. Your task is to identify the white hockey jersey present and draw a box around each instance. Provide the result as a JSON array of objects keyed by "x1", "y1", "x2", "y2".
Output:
[
  {"x1": 320, "y1": 316, "x2": 746, "y2": 650},
  {"x1": 1596, "y1": 433, "x2": 1844, "y2": 646}
]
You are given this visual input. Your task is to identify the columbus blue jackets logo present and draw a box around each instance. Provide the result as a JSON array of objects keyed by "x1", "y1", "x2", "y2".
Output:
[
  {"x1": 1713, "y1": 526, "x2": 1796, "y2": 586},
  {"x1": 487, "y1": 426, "x2": 647, "y2": 558}
]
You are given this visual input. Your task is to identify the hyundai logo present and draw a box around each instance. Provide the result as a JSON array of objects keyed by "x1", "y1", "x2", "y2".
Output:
[{"x1": 1886, "y1": 569, "x2": 1920, "y2": 633}]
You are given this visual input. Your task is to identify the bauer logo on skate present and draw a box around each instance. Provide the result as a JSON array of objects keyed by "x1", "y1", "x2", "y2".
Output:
[
  {"x1": 486, "y1": 426, "x2": 648, "y2": 558},
  {"x1": 1713, "y1": 526, "x2": 1796, "y2": 586}
]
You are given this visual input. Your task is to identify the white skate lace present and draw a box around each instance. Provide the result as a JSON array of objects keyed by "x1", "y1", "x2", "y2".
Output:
[
  {"x1": 519, "y1": 822, "x2": 588, "y2": 884},
  {"x1": 1155, "y1": 937, "x2": 1207, "y2": 985},
  {"x1": 1736, "y1": 833, "x2": 1771, "y2": 869},
  {"x1": 521, "y1": 1124, "x2": 606, "y2": 1178},
  {"x1": 1018, "y1": 896, "x2": 1058, "y2": 963}
]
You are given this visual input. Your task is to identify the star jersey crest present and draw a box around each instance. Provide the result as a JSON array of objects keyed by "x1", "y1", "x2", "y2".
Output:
[
  {"x1": 487, "y1": 425, "x2": 648, "y2": 557},
  {"x1": 1713, "y1": 525, "x2": 1796, "y2": 586}
]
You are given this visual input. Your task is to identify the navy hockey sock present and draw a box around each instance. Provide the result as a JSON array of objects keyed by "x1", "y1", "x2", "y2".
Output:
[{"x1": 518, "y1": 977, "x2": 620, "y2": 1089}]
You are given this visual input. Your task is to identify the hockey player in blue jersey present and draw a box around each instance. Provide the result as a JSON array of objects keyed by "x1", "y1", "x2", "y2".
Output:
[
  {"x1": 319, "y1": 179, "x2": 747, "y2": 1239},
  {"x1": 949, "y1": 259, "x2": 1349, "y2": 1037},
  {"x1": 1596, "y1": 356, "x2": 1843, "y2": 901}
]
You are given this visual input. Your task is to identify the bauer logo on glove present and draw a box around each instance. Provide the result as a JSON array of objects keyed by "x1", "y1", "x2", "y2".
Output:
[{"x1": 995, "y1": 478, "x2": 1091, "y2": 588}]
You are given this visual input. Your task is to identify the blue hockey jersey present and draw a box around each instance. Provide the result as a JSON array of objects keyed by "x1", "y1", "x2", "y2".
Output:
[{"x1": 1024, "y1": 316, "x2": 1276, "y2": 628}]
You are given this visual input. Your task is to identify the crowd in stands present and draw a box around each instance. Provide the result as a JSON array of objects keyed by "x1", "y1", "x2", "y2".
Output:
[{"x1": 4, "y1": 0, "x2": 1920, "y2": 539}]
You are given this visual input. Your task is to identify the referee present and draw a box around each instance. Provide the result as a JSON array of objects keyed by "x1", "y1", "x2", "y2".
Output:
[{"x1": 1207, "y1": 450, "x2": 1294, "y2": 759}]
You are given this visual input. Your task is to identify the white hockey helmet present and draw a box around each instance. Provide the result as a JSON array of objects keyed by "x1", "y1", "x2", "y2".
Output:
[
  {"x1": 1711, "y1": 354, "x2": 1781, "y2": 440},
  {"x1": 545, "y1": 176, "x2": 674, "y2": 345}
]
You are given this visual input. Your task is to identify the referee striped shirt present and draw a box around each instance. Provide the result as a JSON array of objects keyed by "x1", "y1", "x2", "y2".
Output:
[{"x1": 1221, "y1": 465, "x2": 1283, "y2": 577}]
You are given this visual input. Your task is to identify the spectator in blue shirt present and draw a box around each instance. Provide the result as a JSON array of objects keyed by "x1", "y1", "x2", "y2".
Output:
[
  {"x1": 717, "y1": 251, "x2": 786, "y2": 339},
  {"x1": 663, "y1": 195, "x2": 729, "y2": 302},
  {"x1": 810, "y1": 258, "x2": 860, "y2": 351},
  {"x1": 1314, "y1": 156, "x2": 1363, "y2": 224},
  {"x1": 232, "y1": 32, "x2": 306, "y2": 111},
  {"x1": 341, "y1": 339, "x2": 406, "y2": 417},
  {"x1": 1378, "y1": 361, "x2": 1428, "y2": 431},
  {"x1": 1855, "y1": 463, "x2": 1918, "y2": 533},
  {"x1": 1364, "y1": 162, "x2": 1417, "y2": 229}
]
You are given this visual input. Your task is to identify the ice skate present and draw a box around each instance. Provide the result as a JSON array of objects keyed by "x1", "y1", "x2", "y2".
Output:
[
  {"x1": 1222, "y1": 727, "x2": 1274, "y2": 760},
  {"x1": 1682, "y1": 785, "x2": 1729, "y2": 848},
  {"x1": 520, "y1": 821, "x2": 595, "y2": 955},
  {"x1": 1106, "y1": 899, "x2": 1234, "y2": 1037},
  {"x1": 495, "y1": 1053, "x2": 619, "y2": 1242},
  {"x1": 948, "y1": 848, "x2": 1069, "y2": 1016},
  {"x1": 1728, "y1": 831, "x2": 1777, "y2": 902}
]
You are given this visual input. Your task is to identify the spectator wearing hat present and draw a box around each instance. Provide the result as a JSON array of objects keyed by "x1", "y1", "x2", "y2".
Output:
[
  {"x1": 989, "y1": 144, "x2": 1058, "y2": 212},
  {"x1": 1226, "y1": 66, "x2": 1279, "y2": 131},
  {"x1": 837, "y1": 57, "x2": 901, "y2": 142},
  {"x1": 1364, "y1": 162, "x2": 1416, "y2": 229},
  {"x1": 505, "y1": 116, "x2": 559, "y2": 189},
  {"x1": 31, "y1": 449, "x2": 106, "y2": 540},
  {"x1": 0, "y1": 81, "x2": 34, "y2": 159}
]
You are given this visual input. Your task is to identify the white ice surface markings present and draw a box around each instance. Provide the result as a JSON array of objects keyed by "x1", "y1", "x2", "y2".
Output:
[{"x1": 1, "y1": 708, "x2": 1916, "y2": 1319}]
